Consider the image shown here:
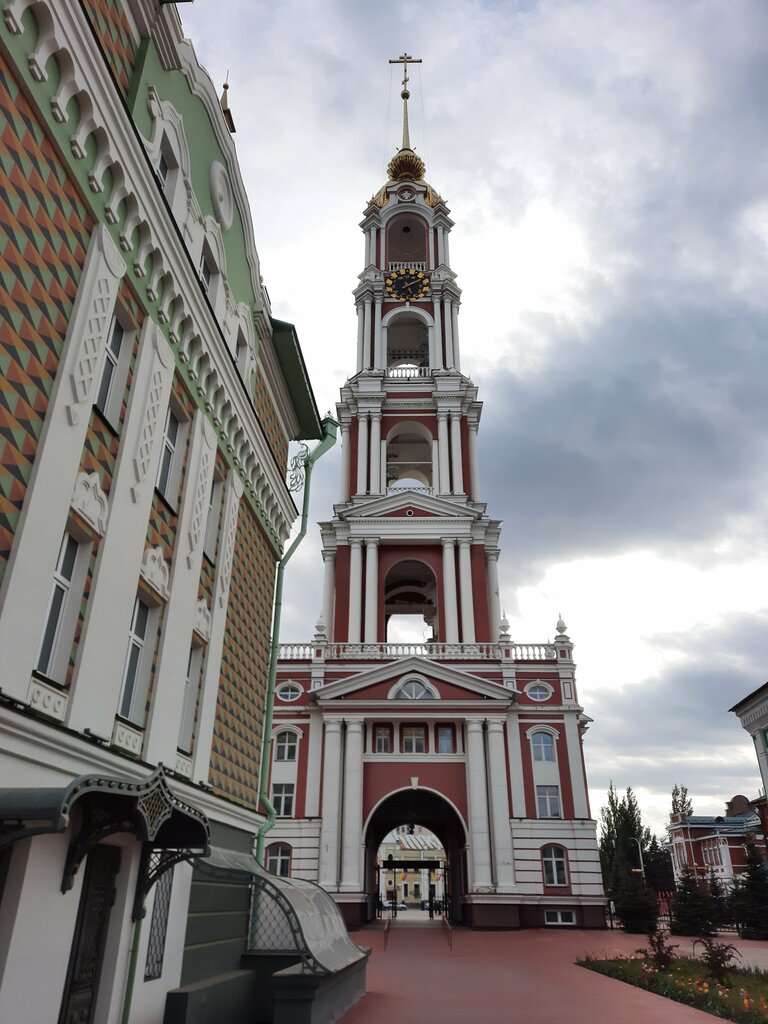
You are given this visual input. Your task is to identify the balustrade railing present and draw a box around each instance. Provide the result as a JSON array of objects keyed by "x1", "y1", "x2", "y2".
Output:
[
  {"x1": 385, "y1": 366, "x2": 432, "y2": 378},
  {"x1": 276, "y1": 641, "x2": 558, "y2": 661},
  {"x1": 387, "y1": 260, "x2": 427, "y2": 272},
  {"x1": 386, "y1": 485, "x2": 433, "y2": 496}
]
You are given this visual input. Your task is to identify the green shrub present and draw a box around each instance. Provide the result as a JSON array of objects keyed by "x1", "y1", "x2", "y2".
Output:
[
  {"x1": 614, "y1": 873, "x2": 658, "y2": 933},
  {"x1": 670, "y1": 865, "x2": 715, "y2": 936}
]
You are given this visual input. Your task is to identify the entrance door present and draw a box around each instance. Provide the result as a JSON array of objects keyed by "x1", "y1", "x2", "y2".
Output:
[{"x1": 59, "y1": 844, "x2": 121, "y2": 1024}]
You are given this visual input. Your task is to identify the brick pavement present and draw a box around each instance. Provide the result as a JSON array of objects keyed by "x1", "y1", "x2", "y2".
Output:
[{"x1": 343, "y1": 924, "x2": 768, "y2": 1023}]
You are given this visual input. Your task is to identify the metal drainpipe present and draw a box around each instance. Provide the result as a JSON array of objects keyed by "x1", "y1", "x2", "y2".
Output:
[{"x1": 255, "y1": 416, "x2": 338, "y2": 865}]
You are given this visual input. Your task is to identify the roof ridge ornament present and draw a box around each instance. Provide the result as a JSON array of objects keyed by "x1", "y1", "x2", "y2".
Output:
[{"x1": 387, "y1": 53, "x2": 426, "y2": 182}]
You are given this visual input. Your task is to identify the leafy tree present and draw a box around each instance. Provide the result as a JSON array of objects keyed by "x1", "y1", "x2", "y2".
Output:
[
  {"x1": 671, "y1": 783, "x2": 693, "y2": 817},
  {"x1": 670, "y1": 864, "x2": 715, "y2": 936},
  {"x1": 614, "y1": 873, "x2": 659, "y2": 934},
  {"x1": 599, "y1": 783, "x2": 651, "y2": 896},
  {"x1": 732, "y1": 841, "x2": 768, "y2": 940}
]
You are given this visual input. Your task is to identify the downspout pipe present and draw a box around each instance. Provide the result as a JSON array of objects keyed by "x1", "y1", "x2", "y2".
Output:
[{"x1": 256, "y1": 416, "x2": 338, "y2": 864}]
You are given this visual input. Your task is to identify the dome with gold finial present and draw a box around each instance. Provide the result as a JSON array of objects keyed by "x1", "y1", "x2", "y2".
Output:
[{"x1": 387, "y1": 147, "x2": 426, "y2": 182}]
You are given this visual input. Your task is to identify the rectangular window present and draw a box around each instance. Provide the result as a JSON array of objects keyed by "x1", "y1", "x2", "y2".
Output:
[
  {"x1": 436, "y1": 725, "x2": 455, "y2": 754},
  {"x1": 94, "y1": 318, "x2": 124, "y2": 418},
  {"x1": 119, "y1": 598, "x2": 150, "y2": 721},
  {"x1": 178, "y1": 647, "x2": 202, "y2": 754},
  {"x1": 374, "y1": 726, "x2": 391, "y2": 753},
  {"x1": 203, "y1": 477, "x2": 223, "y2": 561},
  {"x1": 144, "y1": 867, "x2": 174, "y2": 980},
  {"x1": 36, "y1": 533, "x2": 79, "y2": 677},
  {"x1": 156, "y1": 151, "x2": 169, "y2": 187},
  {"x1": 536, "y1": 785, "x2": 561, "y2": 819},
  {"x1": 155, "y1": 407, "x2": 180, "y2": 501},
  {"x1": 544, "y1": 909, "x2": 575, "y2": 926},
  {"x1": 275, "y1": 732, "x2": 297, "y2": 762},
  {"x1": 542, "y1": 846, "x2": 568, "y2": 886},
  {"x1": 273, "y1": 783, "x2": 295, "y2": 817},
  {"x1": 402, "y1": 726, "x2": 426, "y2": 754},
  {"x1": 199, "y1": 254, "x2": 213, "y2": 293}
]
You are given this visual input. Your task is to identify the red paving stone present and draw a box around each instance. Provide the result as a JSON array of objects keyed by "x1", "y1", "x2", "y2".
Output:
[{"x1": 343, "y1": 926, "x2": 768, "y2": 1024}]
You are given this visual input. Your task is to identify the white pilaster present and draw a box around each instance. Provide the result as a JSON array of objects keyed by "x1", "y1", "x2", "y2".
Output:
[
  {"x1": 433, "y1": 301, "x2": 443, "y2": 368},
  {"x1": 347, "y1": 539, "x2": 363, "y2": 643},
  {"x1": 432, "y1": 439, "x2": 440, "y2": 492},
  {"x1": 468, "y1": 423, "x2": 480, "y2": 500},
  {"x1": 373, "y1": 298, "x2": 382, "y2": 369},
  {"x1": 339, "y1": 423, "x2": 351, "y2": 502},
  {"x1": 356, "y1": 413, "x2": 368, "y2": 495},
  {"x1": 428, "y1": 225, "x2": 435, "y2": 269},
  {"x1": 458, "y1": 539, "x2": 475, "y2": 644},
  {"x1": 486, "y1": 719, "x2": 515, "y2": 888},
  {"x1": 450, "y1": 412, "x2": 464, "y2": 494},
  {"x1": 437, "y1": 413, "x2": 450, "y2": 495},
  {"x1": 564, "y1": 715, "x2": 591, "y2": 818},
  {"x1": 364, "y1": 538, "x2": 379, "y2": 643},
  {"x1": 486, "y1": 551, "x2": 502, "y2": 640},
  {"x1": 380, "y1": 439, "x2": 387, "y2": 495},
  {"x1": 362, "y1": 299, "x2": 372, "y2": 369},
  {"x1": 321, "y1": 550, "x2": 336, "y2": 639},
  {"x1": 340, "y1": 719, "x2": 365, "y2": 890},
  {"x1": 305, "y1": 707, "x2": 324, "y2": 816},
  {"x1": 68, "y1": 319, "x2": 175, "y2": 738},
  {"x1": 505, "y1": 715, "x2": 526, "y2": 817},
  {"x1": 466, "y1": 719, "x2": 492, "y2": 887},
  {"x1": 443, "y1": 297, "x2": 454, "y2": 368},
  {"x1": 437, "y1": 225, "x2": 445, "y2": 266},
  {"x1": 356, "y1": 306, "x2": 365, "y2": 373},
  {"x1": 319, "y1": 719, "x2": 343, "y2": 889},
  {"x1": 451, "y1": 303, "x2": 460, "y2": 371},
  {"x1": 381, "y1": 324, "x2": 388, "y2": 369},
  {"x1": 0, "y1": 225, "x2": 126, "y2": 704},
  {"x1": 369, "y1": 413, "x2": 381, "y2": 493},
  {"x1": 441, "y1": 539, "x2": 459, "y2": 644}
]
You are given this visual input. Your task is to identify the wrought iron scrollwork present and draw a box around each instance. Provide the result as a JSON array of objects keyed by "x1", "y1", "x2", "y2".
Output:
[{"x1": 287, "y1": 443, "x2": 310, "y2": 492}]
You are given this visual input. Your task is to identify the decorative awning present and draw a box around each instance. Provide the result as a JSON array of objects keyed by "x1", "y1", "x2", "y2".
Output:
[{"x1": 0, "y1": 767, "x2": 210, "y2": 902}]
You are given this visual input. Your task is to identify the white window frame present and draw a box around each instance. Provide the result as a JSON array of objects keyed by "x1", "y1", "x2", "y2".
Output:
[
  {"x1": 266, "y1": 843, "x2": 292, "y2": 877},
  {"x1": 536, "y1": 784, "x2": 561, "y2": 819},
  {"x1": 119, "y1": 597, "x2": 152, "y2": 724},
  {"x1": 94, "y1": 315, "x2": 131, "y2": 427},
  {"x1": 544, "y1": 909, "x2": 575, "y2": 925},
  {"x1": 272, "y1": 783, "x2": 295, "y2": 818},
  {"x1": 525, "y1": 681, "x2": 553, "y2": 702},
  {"x1": 36, "y1": 533, "x2": 81, "y2": 680},
  {"x1": 436, "y1": 724, "x2": 455, "y2": 754},
  {"x1": 374, "y1": 725, "x2": 392, "y2": 753},
  {"x1": 178, "y1": 645, "x2": 203, "y2": 754},
  {"x1": 402, "y1": 725, "x2": 426, "y2": 754},
  {"x1": 203, "y1": 474, "x2": 224, "y2": 561},
  {"x1": 542, "y1": 846, "x2": 568, "y2": 886},
  {"x1": 276, "y1": 682, "x2": 302, "y2": 702},
  {"x1": 274, "y1": 731, "x2": 298, "y2": 762},
  {"x1": 531, "y1": 731, "x2": 556, "y2": 762}
]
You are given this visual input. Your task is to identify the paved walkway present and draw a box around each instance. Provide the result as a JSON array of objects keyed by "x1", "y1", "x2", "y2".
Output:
[{"x1": 343, "y1": 925, "x2": 768, "y2": 1024}]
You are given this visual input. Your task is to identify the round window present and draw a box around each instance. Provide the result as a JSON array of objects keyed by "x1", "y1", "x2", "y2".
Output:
[
  {"x1": 277, "y1": 682, "x2": 302, "y2": 702},
  {"x1": 526, "y1": 682, "x2": 552, "y2": 702}
]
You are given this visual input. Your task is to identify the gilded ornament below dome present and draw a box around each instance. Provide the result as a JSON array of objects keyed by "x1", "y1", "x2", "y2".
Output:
[
  {"x1": 368, "y1": 186, "x2": 388, "y2": 209},
  {"x1": 386, "y1": 147, "x2": 426, "y2": 182},
  {"x1": 424, "y1": 185, "x2": 445, "y2": 207}
]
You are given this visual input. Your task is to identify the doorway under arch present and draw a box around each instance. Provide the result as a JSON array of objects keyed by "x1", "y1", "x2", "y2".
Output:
[
  {"x1": 383, "y1": 559, "x2": 437, "y2": 642},
  {"x1": 363, "y1": 787, "x2": 467, "y2": 923}
]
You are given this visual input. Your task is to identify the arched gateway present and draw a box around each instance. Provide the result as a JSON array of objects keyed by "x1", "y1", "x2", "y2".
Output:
[{"x1": 267, "y1": 57, "x2": 605, "y2": 930}]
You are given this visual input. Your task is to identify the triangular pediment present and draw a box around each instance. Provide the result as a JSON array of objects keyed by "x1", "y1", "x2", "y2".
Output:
[
  {"x1": 313, "y1": 655, "x2": 514, "y2": 702},
  {"x1": 342, "y1": 492, "x2": 479, "y2": 521}
]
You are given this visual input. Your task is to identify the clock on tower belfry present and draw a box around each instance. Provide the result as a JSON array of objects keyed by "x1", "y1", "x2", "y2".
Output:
[{"x1": 268, "y1": 55, "x2": 605, "y2": 935}]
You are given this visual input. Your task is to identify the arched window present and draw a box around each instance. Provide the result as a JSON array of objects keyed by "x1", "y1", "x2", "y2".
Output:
[
  {"x1": 394, "y1": 679, "x2": 435, "y2": 700},
  {"x1": 275, "y1": 731, "x2": 298, "y2": 762},
  {"x1": 265, "y1": 842, "x2": 292, "y2": 877},
  {"x1": 541, "y1": 846, "x2": 568, "y2": 887},
  {"x1": 531, "y1": 731, "x2": 556, "y2": 762}
]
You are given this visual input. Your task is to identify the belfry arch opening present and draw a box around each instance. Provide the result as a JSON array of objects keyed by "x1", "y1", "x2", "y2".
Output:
[
  {"x1": 384, "y1": 559, "x2": 437, "y2": 643},
  {"x1": 386, "y1": 213, "x2": 428, "y2": 269},
  {"x1": 386, "y1": 420, "x2": 433, "y2": 491},
  {"x1": 364, "y1": 788, "x2": 467, "y2": 923},
  {"x1": 386, "y1": 313, "x2": 429, "y2": 369}
]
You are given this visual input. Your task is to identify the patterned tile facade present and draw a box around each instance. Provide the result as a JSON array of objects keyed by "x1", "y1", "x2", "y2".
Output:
[
  {"x1": 145, "y1": 380, "x2": 196, "y2": 560},
  {"x1": 210, "y1": 502, "x2": 277, "y2": 805},
  {"x1": 0, "y1": 55, "x2": 92, "y2": 588},
  {"x1": 80, "y1": 0, "x2": 138, "y2": 97},
  {"x1": 254, "y1": 368, "x2": 289, "y2": 470}
]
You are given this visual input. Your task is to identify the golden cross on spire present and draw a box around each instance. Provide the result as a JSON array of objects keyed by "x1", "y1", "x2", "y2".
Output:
[{"x1": 389, "y1": 52, "x2": 422, "y2": 151}]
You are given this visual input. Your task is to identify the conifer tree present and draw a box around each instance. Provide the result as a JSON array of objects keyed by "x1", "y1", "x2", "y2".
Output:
[
  {"x1": 732, "y1": 841, "x2": 768, "y2": 940},
  {"x1": 671, "y1": 783, "x2": 694, "y2": 817},
  {"x1": 671, "y1": 864, "x2": 715, "y2": 936},
  {"x1": 614, "y1": 873, "x2": 659, "y2": 934}
]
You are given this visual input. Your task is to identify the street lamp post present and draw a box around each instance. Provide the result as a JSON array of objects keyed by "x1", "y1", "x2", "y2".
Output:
[{"x1": 630, "y1": 837, "x2": 646, "y2": 880}]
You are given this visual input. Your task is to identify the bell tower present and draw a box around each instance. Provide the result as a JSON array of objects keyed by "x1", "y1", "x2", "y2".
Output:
[
  {"x1": 269, "y1": 59, "x2": 605, "y2": 932},
  {"x1": 322, "y1": 54, "x2": 502, "y2": 648}
]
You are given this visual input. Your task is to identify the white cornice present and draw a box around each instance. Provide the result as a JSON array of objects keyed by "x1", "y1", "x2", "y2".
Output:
[{"x1": 311, "y1": 654, "x2": 516, "y2": 701}]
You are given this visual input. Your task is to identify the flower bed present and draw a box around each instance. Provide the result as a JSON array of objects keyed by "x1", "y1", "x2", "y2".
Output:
[{"x1": 578, "y1": 954, "x2": 768, "y2": 1023}]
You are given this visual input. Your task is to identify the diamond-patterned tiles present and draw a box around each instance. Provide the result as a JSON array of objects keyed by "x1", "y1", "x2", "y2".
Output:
[{"x1": 80, "y1": 0, "x2": 138, "y2": 97}]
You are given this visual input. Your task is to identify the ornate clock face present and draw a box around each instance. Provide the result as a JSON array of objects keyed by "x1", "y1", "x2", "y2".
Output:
[{"x1": 385, "y1": 267, "x2": 431, "y2": 301}]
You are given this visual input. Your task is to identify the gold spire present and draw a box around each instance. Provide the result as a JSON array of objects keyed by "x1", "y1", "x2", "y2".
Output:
[{"x1": 387, "y1": 53, "x2": 425, "y2": 182}]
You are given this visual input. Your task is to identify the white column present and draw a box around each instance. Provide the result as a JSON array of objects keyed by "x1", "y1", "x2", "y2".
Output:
[
  {"x1": 755, "y1": 731, "x2": 768, "y2": 796},
  {"x1": 364, "y1": 538, "x2": 378, "y2": 643},
  {"x1": 437, "y1": 413, "x2": 450, "y2": 495},
  {"x1": 451, "y1": 303, "x2": 460, "y2": 371},
  {"x1": 381, "y1": 324, "x2": 388, "y2": 369},
  {"x1": 347, "y1": 539, "x2": 363, "y2": 643},
  {"x1": 443, "y1": 298, "x2": 454, "y2": 368},
  {"x1": 380, "y1": 439, "x2": 387, "y2": 495},
  {"x1": 437, "y1": 225, "x2": 445, "y2": 265},
  {"x1": 486, "y1": 551, "x2": 502, "y2": 640},
  {"x1": 450, "y1": 412, "x2": 464, "y2": 494},
  {"x1": 304, "y1": 707, "x2": 324, "y2": 818},
  {"x1": 468, "y1": 422, "x2": 480, "y2": 500},
  {"x1": 322, "y1": 550, "x2": 336, "y2": 639},
  {"x1": 428, "y1": 225, "x2": 435, "y2": 268},
  {"x1": 441, "y1": 539, "x2": 459, "y2": 644},
  {"x1": 356, "y1": 306, "x2": 365, "y2": 372},
  {"x1": 319, "y1": 719, "x2": 343, "y2": 889},
  {"x1": 356, "y1": 413, "x2": 368, "y2": 494},
  {"x1": 458, "y1": 539, "x2": 475, "y2": 643},
  {"x1": 362, "y1": 299, "x2": 372, "y2": 368},
  {"x1": 466, "y1": 719, "x2": 492, "y2": 888},
  {"x1": 340, "y1": 719, "x2": 365, "y2": 890},
  {"x1": 487, "y1": 719, "x2": 515, "y2": 888},
  {"x1": 505, "y1": 717, "x2": 526, "y2": 817},
  {"x1": 432, "y1": 439, "x2": 440, "y2": 493},
  {"x1": 369, "y1": 413, "x2": 381, "y2": 493},
  {"x1": 427, "y1": 324, "x2": 435, "y2": 368},
  {"x1": 373, "y1": 298, "x2": 383, "y2": 369},
  {"x1": 0, "y1": 225, "x2": 126, "y2": 706},
  {"x1": 371, "y1": 227, "x2": 379, "y2": 267},
  {"x1": 444, "y1": 232, "x2": 451, "y2": 267},
  {"x1": 564, "y1": 715, "x2": 591, "y2": 818},
  {"x1": 433, "y1": 300, "x2": 444, "y2": 368},
  {"x1": 339, "y1": 423, "x2": 351, "y2": 502}
]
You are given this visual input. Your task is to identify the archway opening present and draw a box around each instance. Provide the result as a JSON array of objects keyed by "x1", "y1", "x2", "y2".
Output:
[
  {"x1": 386, "y1": 423, "x2": 433, "y2": 491},
  {"x1": 364, "y1": 788, "x2": 467, "y2": 924},
  {"x1": 386, "y1": 314, "x2": 428, "y2": 368},
  {"x1": 386, "y1": 213, "x2": 427, "y2": 269},
  {"x1": 384, "y1": 559, "x2": 437, "y2": 642}
]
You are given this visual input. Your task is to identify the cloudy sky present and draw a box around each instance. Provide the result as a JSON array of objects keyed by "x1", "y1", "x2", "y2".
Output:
[{"x1": 182, "y1": 0, "x2": 768, "y2": 834}]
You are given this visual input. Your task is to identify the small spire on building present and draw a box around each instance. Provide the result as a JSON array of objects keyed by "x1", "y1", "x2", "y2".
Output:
[
  {"x1": 313, "y1": 612, "x2": 327, "y2": 641},
  {"x1": 386, "y1": 53, "x2": 425, "y2": 182},
  {"x1": 556, "y1": 614, "x2": 567, "y2": 636},
  {"x1": 220, "y1": 75, "x2": 236, "y2": 134},
  {"x1": 499, "y1": 610, "x2": 511, "y2": 641}
]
